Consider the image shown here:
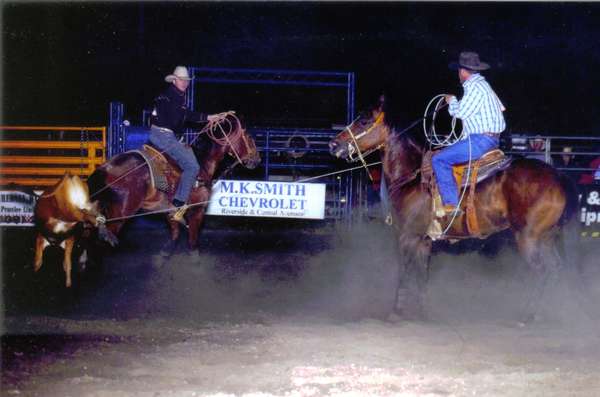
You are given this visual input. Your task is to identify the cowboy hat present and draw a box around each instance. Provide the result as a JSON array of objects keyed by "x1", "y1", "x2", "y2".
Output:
[
  {"x1": 449, "y1": 51, "x2": 490, "y2": 71},
  {"x1": 165, "y1": 66, "x2": 193, "y2": 83}
]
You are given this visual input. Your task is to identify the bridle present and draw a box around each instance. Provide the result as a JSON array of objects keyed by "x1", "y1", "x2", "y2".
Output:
[
  {"x1": 342, "y1": 111, "x2": 387, "y2": 180},
  {"x1": 344, "y1": 111, "x2": 386, "y2": 163},
  {"x1": 342, "y1": 111, "x2": 426, "y2": 191}
]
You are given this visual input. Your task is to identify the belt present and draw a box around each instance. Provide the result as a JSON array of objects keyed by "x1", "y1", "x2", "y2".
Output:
[
  {"x1": 478, "y1": 132, "x2": 500, "y2": 138},
  {"x1": 150, "y1": 125, "x2": 174, "y2": 133}
]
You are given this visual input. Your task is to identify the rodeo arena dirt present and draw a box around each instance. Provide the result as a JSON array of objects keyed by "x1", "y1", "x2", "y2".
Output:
[
  {"x1": 3, "y1": 68, "x2": 600, "y2": 396},
  {"x1": 2, "y1": 216, "x2": 600, "y2": 397}
]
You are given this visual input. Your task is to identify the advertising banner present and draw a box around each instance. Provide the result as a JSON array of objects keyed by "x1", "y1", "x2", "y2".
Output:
[
  {"x1": 580, "y1": 185, "x2": 600, "y2": 238},
  {"x1": 206, "y1": 180, "x2": 326, "y2": 220},
  {"x1": 0, "y1": 190, "x2": 38, "y2": 227}
]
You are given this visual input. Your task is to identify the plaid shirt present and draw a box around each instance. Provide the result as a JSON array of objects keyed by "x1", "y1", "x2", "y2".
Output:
[{"x1": 448, "y1": 74, "x2": 506, "y2": 137}]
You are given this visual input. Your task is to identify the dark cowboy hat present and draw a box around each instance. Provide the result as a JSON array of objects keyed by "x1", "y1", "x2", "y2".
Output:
[{"x1": 449, "y1": 51, "x2": 490, "y2": 71}]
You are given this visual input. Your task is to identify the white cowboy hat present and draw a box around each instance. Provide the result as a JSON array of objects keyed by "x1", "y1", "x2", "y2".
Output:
[{"x1": 165, "y1": 66, "x2": 193, "y2": 83}]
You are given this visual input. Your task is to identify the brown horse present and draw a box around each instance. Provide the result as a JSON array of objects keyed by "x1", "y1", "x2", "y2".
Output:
[
  {"x1": 87, "y1": 115, "x2": 260, "y2": 250},
  {"x1": 329, "y1": 100, "x2": 578, "y2": 321}
]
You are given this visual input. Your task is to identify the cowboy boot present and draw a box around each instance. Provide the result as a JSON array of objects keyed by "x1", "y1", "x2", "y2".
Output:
[{"x1": 168, "y1": 199, "x2": 188, "y2": 225}]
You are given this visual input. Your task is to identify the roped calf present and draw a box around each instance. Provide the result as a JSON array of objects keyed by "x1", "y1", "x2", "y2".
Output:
[{"x1": 34, "y1": 172, "x2": 117, "y2": 287}]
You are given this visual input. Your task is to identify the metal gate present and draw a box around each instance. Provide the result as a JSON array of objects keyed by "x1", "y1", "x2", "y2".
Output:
[
  {"x1": 108, "y1": 67, "x2": 368, "y2": 221},
  {"x1": 0, "y1": 126, "x2": 106, "y2": 187}
]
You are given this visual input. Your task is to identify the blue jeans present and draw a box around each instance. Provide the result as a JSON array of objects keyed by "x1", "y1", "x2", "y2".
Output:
[
  {"x1": 432, "y1": 134, "x2": 499, "y2": 206},
  {"x1": 149, "y1": 127, "x2": 200, "y2": 203}
]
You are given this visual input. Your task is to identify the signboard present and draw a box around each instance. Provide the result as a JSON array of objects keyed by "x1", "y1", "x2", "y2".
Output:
[
  {"x1": 580, "y1": 185, "x2": 600, "y2": 238},
  {"x1": 0, "y1": 190, "x2": 38, "y2": 227},
  {"x1": 206, "y1": 180, "x2": 326, "y2": 220}
]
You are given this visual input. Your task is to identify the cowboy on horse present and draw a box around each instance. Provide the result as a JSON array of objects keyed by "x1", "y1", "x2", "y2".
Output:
[
  {"x1": 432, "y1": 51, "x2": 507, "y2": 217},
  {"x1": 150, "y1": 65, "x2": 220, "y2": 223}
]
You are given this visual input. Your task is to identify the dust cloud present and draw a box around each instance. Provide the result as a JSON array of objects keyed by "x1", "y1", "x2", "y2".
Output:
[{"x1": 72, "y1": 218, "x2": 600, "y2": 331}]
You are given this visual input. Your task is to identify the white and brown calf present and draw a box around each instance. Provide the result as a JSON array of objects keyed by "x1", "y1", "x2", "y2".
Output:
[{"x1": 34, "y1": 173, "x2": 115, "y2": 287}]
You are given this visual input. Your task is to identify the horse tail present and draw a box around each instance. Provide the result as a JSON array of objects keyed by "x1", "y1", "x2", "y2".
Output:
[
  {"x1": 557, "y1": 172, "x2": 582, "y2": 268},
  {"x1": 558, "y1": 172, "x2": 579, "y2": 227}
]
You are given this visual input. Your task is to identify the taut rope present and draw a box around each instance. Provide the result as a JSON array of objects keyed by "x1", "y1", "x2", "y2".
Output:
[{"x1": 91, "y1": 112, "x2": 240, "y2": 199}]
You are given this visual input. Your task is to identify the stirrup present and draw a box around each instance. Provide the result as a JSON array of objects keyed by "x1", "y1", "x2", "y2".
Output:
[
  {"x1": 437, "y1": 205, "x2": 463, "y2": 218},
  {"x1": 169, "y1": 204, "x2": 188, "y2": 224},
  {"x1": 444, "y1": 207, "x2": 464, "y2": 217}
]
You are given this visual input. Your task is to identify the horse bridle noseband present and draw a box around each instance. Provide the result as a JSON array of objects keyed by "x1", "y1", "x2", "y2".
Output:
[
  {"x1": 341, "y1": 111, "x2": 387, "y2": 181},
  {"x1": 344, "y1": 112, "x2": 386, "y2": 164},
  {"x1": 343, "y1": 111, "x2": 424, "y2": 189}
]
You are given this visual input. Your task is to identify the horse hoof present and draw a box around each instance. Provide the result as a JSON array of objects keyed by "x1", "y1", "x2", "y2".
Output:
[
  {"x1": 160, "y1": 239, "x2": 178, "y2": 257},
  {"x1": 183, "y1": 249, "x2": 199, "y2": 258},
  {"x1": 389, "y1": 306, "x2": 427, "y2": 323},
  {"x1": 151, "y1": 255, "x2": 166, "y2": 268},
  {"x1": 517, "y1": 313, "x2": 541, "y2": 327},
  {"x1": 386, "y1": 312, "x2": 404, "y2": 324}
]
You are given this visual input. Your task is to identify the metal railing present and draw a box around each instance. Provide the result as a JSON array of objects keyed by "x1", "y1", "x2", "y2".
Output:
[
  {"x1": 507, "y1": 134, "x2": 600, "y2": 183},
  {"x1": 0, "y1": 126, "x2": 106, "y2": 187}
]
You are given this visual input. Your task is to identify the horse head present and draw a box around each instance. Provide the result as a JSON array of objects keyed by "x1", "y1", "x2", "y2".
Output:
[
  {"x1": 203, "y1": 113, "x2": 261, "y2": 169},
  {"x1": 329, "y1": 102, "x2": 390, "y2": 162}
]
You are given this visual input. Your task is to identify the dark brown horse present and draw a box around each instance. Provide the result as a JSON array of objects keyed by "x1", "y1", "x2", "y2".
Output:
[
  {"x1": 87, "y1": 115, "x2": 260, "y2": 250},
  {"x1": 329, "y1": 100, "x2": 578, "y2": 321}
]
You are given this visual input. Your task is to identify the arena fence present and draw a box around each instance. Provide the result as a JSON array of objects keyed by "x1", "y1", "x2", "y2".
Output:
[{"x1": 0, "y1": 126, "x2": 106, "y2": 187}]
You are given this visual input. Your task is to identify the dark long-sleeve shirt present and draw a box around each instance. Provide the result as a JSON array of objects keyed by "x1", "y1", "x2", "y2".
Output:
[{"x1": 152, "y1": 85, "x2": 206, "y2": 136}]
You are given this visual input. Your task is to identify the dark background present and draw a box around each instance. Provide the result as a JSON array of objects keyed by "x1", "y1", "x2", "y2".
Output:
[{"x1": 3, "y1": 2, "x2": 600, "y2": 135}]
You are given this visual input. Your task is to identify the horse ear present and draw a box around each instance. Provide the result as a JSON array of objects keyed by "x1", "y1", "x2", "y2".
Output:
[{"x1": 377, "y1": 94, "x2": 386, "y2": 112}]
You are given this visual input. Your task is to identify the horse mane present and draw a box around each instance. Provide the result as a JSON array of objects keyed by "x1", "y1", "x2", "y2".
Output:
[{"x1": 191, "y1": 132, "x2": 215, "y2": 164}]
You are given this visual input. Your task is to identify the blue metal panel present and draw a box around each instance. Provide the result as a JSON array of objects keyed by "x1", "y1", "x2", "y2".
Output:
[
  {"x1": 108, "y1": 101, "x2": 124, "y2": 158},
  {"x1": 188, "y1": 67, "x2": 355, "y2": 126},
  {"x1": 123, "y1": 126, "x2": 150, "y2": 151},
  {"x1": 108, "y1": 67, "x2": 361, "y2": 221},
  {"x1": 192, "y1": 78, "x2": 349, "y2": 87},
  {"x1": 347, "y1": 73, "x2": 356, "y2": 124}
]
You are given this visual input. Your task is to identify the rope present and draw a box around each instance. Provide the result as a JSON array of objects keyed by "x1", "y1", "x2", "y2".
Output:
[
  {"x1": 102, "y1": 160, "x2": 383, "y2": 223},
  {"x1": 91, "y1": 113, "x2": 239, "y2": 199},
  {"x1": 100, "y1": 96, "x2": 461, "y2": 225},
  {"x1": 297, "y1": 161, "x2": 382, "y2": 183},
  {"x1": 440, "y1": 133, "x2": 473, "y2": 235},
  {"x1": 189, "y1": 111, "x2": 248, "y2": 165},
  {"x1": 421, "y1": 94, "x2": 471, "y2": 236},
  {"x1": 347, "y1": 124, "x2": 372, "y2": 181},
  {"x1": 343, "y1": 112, "x2": 387, "y2": 181},
  {"x1": 423, "y1": 94, "x2": 460, "y2": 147}
]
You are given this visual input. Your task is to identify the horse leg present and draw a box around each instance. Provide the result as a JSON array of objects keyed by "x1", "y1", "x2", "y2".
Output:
[
  {"x1": 34, "y1": 233, "x2": 47, "y2": 272},
  {"x1": 104, "y1": 194, "x2": 142, "y2": 240},
  {"x1": 187, "y1": 207, "x2": 207, "y2": 249},
  {"x1": 515, "y1": 230, "x2": 561, "y2": 323},
  {"x1": 159, "y1": 220, "x2": 182, "y2": 257},
  {"x1": 168, "y1": 219, "x2": 181, "y2": 242},
  {"x1": 62, "y1": 236, "x2": 75, "y2": 288},
  {"x1": 392, "y1": 236, "x2": 432, "y2": 320}
]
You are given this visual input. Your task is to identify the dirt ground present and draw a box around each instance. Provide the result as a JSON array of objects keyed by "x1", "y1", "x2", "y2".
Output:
[{"x1": 2, "y1": 218, "x2": 600, "y2": 396}]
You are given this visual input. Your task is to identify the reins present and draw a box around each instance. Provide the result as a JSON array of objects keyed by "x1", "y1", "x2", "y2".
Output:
[
  {"x1": 337, "y1": 95, "x2": 472, "y2": 234},
  {"x1": 345, "y1": 112, "x2": 386, "y2": 181}
]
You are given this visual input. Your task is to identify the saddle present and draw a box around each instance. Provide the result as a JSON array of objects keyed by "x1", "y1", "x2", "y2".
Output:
[
  {"x1": 128, "y1": 144, "x2": 180, "y2": 195},
  {"x1": 421, "y1": 148, "x2": 512, "y2": 238}
]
